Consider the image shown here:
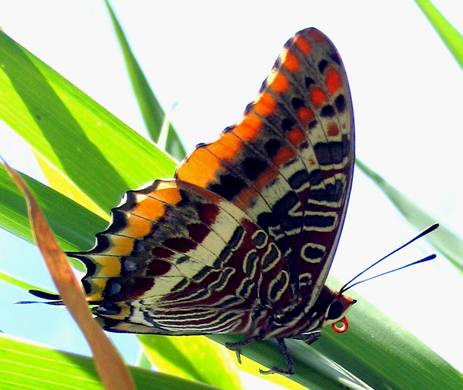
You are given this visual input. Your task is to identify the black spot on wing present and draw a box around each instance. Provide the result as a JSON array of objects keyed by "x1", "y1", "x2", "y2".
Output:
[
  {"x1": 265, "y1": 139, "x2": 281, "y2": 158},
  {"x1": 305, "y1": 77, "x2": 315, "y2": 88},
  {"x1": 310, "y1": 179, "x2": 344, "y2": 202},
  {"x1": 291, "y1": 97, "x2": 304, "y2": 110},
  {"x1": 335, "y1": 94, "x2": 346, "y2": 113},
  {"x1": 209, "y1": 174, "x2": 246, "y2": 200},
  {"x1": 318, "y1": 59, "x2": 328, "y2": 73},
  {"x1": 320, "y1": 105, "x2": 335, "y2": 118},
  {"x1": 288, "y1": 170, "x2": 309, "y2": 190},
  {"x1": 242, "y1": 157, "x2": 268, "y2": 180},
  {"x1": 303, "y1": 245, "x2": 324, "y2": 259},
  {"x1": 304, "y1": 214, "x2": 336, "y2": 228},
  {"x1": 281, "y1": 117, "x2": 295, "y2": 131}
]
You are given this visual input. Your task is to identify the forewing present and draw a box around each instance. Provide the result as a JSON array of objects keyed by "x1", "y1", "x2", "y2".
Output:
[{"x1": 177, "y1": 28, "x2": 354, "y2": 307}]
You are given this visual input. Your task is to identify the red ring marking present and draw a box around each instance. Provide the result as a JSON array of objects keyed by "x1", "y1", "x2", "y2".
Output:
[{"x1": 331, "y1": 317, "x2": 349, "y2": 334}]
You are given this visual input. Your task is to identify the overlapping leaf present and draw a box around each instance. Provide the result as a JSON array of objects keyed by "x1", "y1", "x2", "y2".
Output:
[{"x1": 0, "y1": 334, "x2": 218, "y2": 390}]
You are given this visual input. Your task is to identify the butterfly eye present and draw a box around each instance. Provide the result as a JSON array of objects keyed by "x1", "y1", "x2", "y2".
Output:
[{"x1": 326, "y1": 300, "x2": 344, "y2": 320}]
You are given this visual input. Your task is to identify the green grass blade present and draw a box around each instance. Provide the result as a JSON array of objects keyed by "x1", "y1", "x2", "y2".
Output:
[
  {"x1": 356, "y1": 159, "x2": 463, "y2": 273},
  {"x1": 0, "y1": 164, "x2": 106, "y2": 253},
  {"x1": 0, "y1": 334, "x2": 218, "y2": 390},
  {"x1": 0, "y1": 31, "x2": 176, "y2": 213},
  {"x1": 135, "y1": 350, "x2": 152, "y2": 370},
  {"x1": 104, "y1": 0, "x2": 187, "y2": 160},
  {"x1": 0, "y1": 271, "x2": 48, "y2": 293},
  {"x1": 138, "y1": 335, "x2": 242, "y2": 390},
  {"x1": 415, "y1": 0, "x2": 463, "y2": 67},
  {"x1": 166, "y1": 126, "x2": 187, "y2": 160}
]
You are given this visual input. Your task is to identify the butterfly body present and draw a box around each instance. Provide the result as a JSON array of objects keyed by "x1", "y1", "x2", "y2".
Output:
[{"x1": 68, "y1": 27, "x2": 355, "y2": 373}]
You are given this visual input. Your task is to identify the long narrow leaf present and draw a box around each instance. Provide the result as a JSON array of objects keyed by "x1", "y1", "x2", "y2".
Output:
[
  {"x1": 138, "y1": 335, "x2": 242, "y2": 390},
  {"x1": 0, "y1": 163, "x2": 106, "y2": 256},
  {"x1": 0, "y1": 271, "x2": 49, "y2": 293},
  {"x1": 415, "y1": 0, "x2": 463, "y2": 67},
  {"x1": 0, "y1": 334, "x2": 218, "y2": 390},
  {"x1": 0, "y1": 30, "x2": 176, "y2": 213},
  {"x1": 104, "y1": 0, "x2": 186, "y2": 159},
  {"x1": 356, "y1": 159, "x2": 463, "y2": 273}
]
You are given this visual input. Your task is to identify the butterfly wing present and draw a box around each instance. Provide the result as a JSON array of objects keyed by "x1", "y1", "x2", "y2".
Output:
[
  {"x1": 70, "y1": 28, "x2": 354, "y2": 335},
  {"x1": 73, "y1": 179, "x2": 286, "y2": 334},
  {"x1": 177, "y1": 28, "x2": 354, "y2": 310}
]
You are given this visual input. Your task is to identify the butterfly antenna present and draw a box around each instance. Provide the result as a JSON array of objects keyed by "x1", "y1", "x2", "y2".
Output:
[
  {"x1": 341, "y1": 254, "x2": 436, "y2": 292},
  {"x1": 340, "y1": 223, "x2": 439, "y2": 293}
]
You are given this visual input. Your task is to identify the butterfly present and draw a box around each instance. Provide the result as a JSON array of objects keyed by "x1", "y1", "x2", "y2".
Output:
[{"x1": 66, "y1": 27, "x2": 355, "y2": 375}]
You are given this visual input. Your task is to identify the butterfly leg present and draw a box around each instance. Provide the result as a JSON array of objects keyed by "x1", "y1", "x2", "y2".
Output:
[
  {"x1": 225, "y1": 336, "x2": 259, "y2": 364},
  {"x1": 303, "y1": 329, "x2": 321, "y2": 345},
  {"x1": 259, "y1": 338, "x2": 294, "y2": 375}
]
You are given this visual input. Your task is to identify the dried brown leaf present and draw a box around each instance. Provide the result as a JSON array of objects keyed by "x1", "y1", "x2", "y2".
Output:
[{"x1": 4, "y1": 161, "x2": 134, "y2": 390}]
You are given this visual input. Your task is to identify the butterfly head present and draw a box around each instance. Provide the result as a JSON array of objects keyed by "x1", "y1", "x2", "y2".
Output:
[{"x1": 323, "y1": 292, "x2": 356, "y2": 333}]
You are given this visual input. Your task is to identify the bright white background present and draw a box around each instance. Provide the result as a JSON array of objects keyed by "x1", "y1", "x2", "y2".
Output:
[{"x1": 0, "y1": 0, "x2": 462, "y2": 387}]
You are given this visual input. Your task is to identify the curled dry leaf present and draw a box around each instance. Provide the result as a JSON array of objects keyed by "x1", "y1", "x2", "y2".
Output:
[{"x1": 4, "y1": 161, "x2": 134, "y2": 390}]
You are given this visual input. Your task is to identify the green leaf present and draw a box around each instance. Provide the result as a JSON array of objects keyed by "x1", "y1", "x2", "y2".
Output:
[
  {"x1": 0, "y1": 163, "x2": 107, "y2": 254},
  {"x1": 138, "y1": 335, "x2": 242, "y2": 390},
  {"x1": 104, "y1": 0, "x2": 187, "y2": 160},
  {"x1": 0, "y1": 270, "x2": 49, "y2": 293},
  {"x1": 356, "y1": 159, "x2": 463, "y2": 273},
  {"x1": 0, "y1": 30, "x2": 176, "y2": 213},
  {"x1": 415, "y1": 0, "x2": 463, "y2": 67},
  {"x1": 0, "y1": 334, "x2": 218, "y2": 390},
  {"x1": 136, "y1": 350, "x2": 152, "y2": 370}
]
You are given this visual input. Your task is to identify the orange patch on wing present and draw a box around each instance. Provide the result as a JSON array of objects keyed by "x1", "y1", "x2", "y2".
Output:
[
  {"x1": 273, "y1": 146, "x2": 295, "y2": 166},
  {"x1": 234, "y1": 114, "x2": 262, "y2": 141},
  {"x1": 297, "y1": 107, "x2": 314, "y2": 124},
  {"x1": 156, "y1": 187, "x2": 182, "y2": 205},
  {"x1": 208, "y1": 133, "x2": 241, "y2": 161},
  {"x1": 92, "y1": 255, "x2": 122, "y2": 277},
  {"x1": 308, "y1": 30, "x2": 325, "y2": 42},
  {"x1": 106, "y1": 236, "x2": 134, "y2": 256},
  {"x1": 254, "y1": 93, "x2": 276, "y2": 116},
  {"x1": 268, "y1": 72, "x2": 289, "y2": 93},
  {"x1": 236, "y1": 187, "x2": 259, "y2": 209},
  {"x1": 294, "y1": 35, "x2": 311, "y2": 55},
  {"x1": 120, "y1": 215, "x2": 152, "y2": 238},
  {"x1": 255, "y1": 167, "x2": 278, "y2": 191},
  {"x1": 282, "y1": 49, "x2": 300, "y2": 72},
  {"x1": 327, "y1": 124, "x2": 340, "y2": 137},
  {"x1": 132, "y1": 197, "x2": 165, "y2": 221},
  {"x1": 86, "y1": 278, "x2": 107, "y2": 300},
  {"x1": 287, "y1": 128, "x2": 305, "y2": 147},
  {"x1": 310, "y1": 87, "x2": 327, "y2": 107},
  {"x1": 177, "y1": 148, "x2": 221, "y2": 188},
  {"x1": 325, "y1": 67, "x2": 342, "y2": 95}
]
